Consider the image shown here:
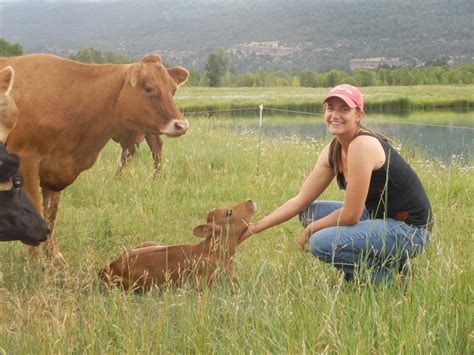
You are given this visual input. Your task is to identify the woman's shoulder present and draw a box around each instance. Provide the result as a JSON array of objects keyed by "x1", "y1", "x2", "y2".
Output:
[
  {"x1": 349, "y1": 134, "x2": 386, "y2": 168},
  {"x1": 350, "y1": 133, "x2": 383, "y2": 150}
]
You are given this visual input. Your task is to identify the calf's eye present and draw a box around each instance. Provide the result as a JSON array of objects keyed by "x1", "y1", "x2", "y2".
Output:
[{"x1": 225, "y1": 209, "x2": 233, "y2": 217}]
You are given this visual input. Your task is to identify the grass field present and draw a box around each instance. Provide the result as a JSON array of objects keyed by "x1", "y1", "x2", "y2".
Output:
[
  {"x1": 0, "y1": 117, "x2": 472, "y2": 353},
  {"x1": 177, "y1": 85, "x2": 474, "y2": 113}
]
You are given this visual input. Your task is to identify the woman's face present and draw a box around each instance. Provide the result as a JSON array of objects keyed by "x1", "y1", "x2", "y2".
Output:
[{"x1": 324, "y1": 97, "x2": 363, "y2": 137}]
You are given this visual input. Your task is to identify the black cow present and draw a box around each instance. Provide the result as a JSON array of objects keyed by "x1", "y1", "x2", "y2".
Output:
[{"x1": 0, "y1": 143, "x2": 50, "y2": 245}]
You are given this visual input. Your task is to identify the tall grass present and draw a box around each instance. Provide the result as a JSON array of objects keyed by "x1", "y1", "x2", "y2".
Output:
[{"x1": 0, "y1": 118, "x2": 472, "y2": 353}]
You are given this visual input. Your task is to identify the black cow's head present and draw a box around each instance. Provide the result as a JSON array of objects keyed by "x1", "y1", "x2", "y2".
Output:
[{"x1": 0, "y1": 143, "x2": 50, "y2": 245}]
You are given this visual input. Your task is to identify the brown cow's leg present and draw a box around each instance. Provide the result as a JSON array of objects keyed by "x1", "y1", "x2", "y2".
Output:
[
  {"x1": 19, "y1": 157, "x2": 43, "y2": 260},
  {"x1": 41, "y1": 188, "x2": 63, "y2": 260},
  {"x1": 115, "y1": 142, "x2": 136, "y2": 179},
  {"x1": 145, "y1": 134, "x2": 163, "y2": 178}
]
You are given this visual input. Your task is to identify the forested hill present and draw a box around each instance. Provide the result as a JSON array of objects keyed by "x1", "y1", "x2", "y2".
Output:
[{"x1": 0, "y1": 0, "x2": 472, "y2": 71}]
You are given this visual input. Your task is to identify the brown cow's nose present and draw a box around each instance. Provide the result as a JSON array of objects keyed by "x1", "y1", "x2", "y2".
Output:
[
  {"x1": 161, "y1": 118, "x2": 189, "y2": 137},
  {"x1": 175, "y1": 121, "x2": 186, "y2": 131}
]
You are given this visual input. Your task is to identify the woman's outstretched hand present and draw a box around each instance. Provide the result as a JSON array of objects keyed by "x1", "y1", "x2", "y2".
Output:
[
  {"x1": 297, "y1": 227, "x2": 312, "y2": 252},
  {"x1": 239, "y1": 223, "x2": 256, "y2": 243}
]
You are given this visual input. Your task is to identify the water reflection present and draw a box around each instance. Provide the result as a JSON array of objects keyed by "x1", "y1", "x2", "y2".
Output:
[{"x1": 226, "y1": 110, "x2": 473, "y2": 164}]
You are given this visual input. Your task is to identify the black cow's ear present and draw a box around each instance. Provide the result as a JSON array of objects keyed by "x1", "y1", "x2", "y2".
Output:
[{"x1": 0, "y1": 146, "x2": 20, "y2": 183}]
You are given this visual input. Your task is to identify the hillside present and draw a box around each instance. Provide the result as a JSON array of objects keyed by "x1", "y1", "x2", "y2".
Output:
[{"x1": 0, "y1": 0, "x2": 472, "y2": 71}]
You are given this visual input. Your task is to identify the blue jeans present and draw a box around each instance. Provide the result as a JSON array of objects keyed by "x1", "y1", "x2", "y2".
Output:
[{"x1": 299, "y1": 201, "x2": 431, "y2": 284}]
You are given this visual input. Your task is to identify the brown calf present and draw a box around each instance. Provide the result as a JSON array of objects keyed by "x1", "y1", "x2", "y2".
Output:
[{"x1": 99, "y1": 200, "x2": 256, "y2": 291}]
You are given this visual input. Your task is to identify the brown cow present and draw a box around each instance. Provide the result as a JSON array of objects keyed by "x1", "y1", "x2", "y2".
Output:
[
  {"x1": 112, "y1": 131, "x2": 163, "y2": 178},
  {"x1": 99, "y1": 200, "x2": 257, "y2": 292},
  {"x1": 0, "y1": 53, "x2": 189, "y2": 259}
]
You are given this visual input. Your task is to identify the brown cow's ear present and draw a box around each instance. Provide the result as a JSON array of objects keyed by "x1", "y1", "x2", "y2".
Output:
[
  {"x1": 141, "y1": 54, "x2": 162, "y2": 65},
  {"x1": 193, "y1": 224, "x2": 213, "y2": 238},
  {"x1": 167, "y1": 67, "x2": 189, "y2": 87},
  {"x1": 0, "y1": 67, "x2": 14, "y2": 95},
  {"x1": 127, "y1": 64, "x2": 140, "y2": 87}
]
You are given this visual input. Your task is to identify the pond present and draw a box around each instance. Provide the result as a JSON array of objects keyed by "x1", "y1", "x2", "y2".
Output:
[{"x1": 217, "y1": 109, "x2": 473, "y2": 165}]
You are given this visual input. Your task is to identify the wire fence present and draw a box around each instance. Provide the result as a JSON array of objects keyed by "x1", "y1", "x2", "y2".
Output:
[{"x1": 183, "y1": 105, "x2": 474, "y2": 130}]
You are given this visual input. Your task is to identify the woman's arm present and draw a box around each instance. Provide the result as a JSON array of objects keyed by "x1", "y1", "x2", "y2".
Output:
[
  {"x1": 240, "y1": 144, "x2": 335, "y2": 242},
  {"x1": 296, "y1": 135, "x2": 385, "y2": 250}
]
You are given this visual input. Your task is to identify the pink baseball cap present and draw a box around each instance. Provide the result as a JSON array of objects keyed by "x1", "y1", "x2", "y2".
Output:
[{"x1": 324, "y1": 84, "x2": 364, "y2": 111}]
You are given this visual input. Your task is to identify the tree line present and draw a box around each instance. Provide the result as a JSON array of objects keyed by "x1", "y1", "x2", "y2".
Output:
[
  {"x1": 196, "y1": 48, "x2": 474, "y2": 87},
  {"x1": 1, "y1": 39, "x2": 473, "y2": 87},
  {"x1": 192, "y1": 64, "x2": 474, "y2": 88}
]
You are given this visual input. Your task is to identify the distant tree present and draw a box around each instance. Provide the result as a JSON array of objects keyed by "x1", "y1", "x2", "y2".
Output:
[
  {"x1": 377, "y1": 68, "x2": 393, "y2": 86},
  {"x1": 70, "y1": 48, "x2": 132, "y2": 64},
  {"x1": 205, "y1": 48, "x2": 231, "y2": 87},
  {"x1": 234, "y1": 72, "x2": 258, "y2": 87},
  {"x1": 298, "y1": 69, "x2": 318, "y2": 87},
  {"x1": 0, "y1": 38, "x2": 23, "y2": 56},
  {"x1": 424, "y1": 57, "x2": 449, "y2": 67},
  {"x1": 352, "y1": 69, "x2": 377, "y2": 87},
  {"x1": 186, "y1": 68, "x2": 207, "y2": 86},
  {"x1": 322, "y1": 70, "x2": 349, "y2": 87}
]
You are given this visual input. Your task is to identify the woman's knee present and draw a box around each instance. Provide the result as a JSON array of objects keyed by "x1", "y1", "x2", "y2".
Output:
[{"x1": 309, "y1": 230, "x2": 336, "y2": 261}]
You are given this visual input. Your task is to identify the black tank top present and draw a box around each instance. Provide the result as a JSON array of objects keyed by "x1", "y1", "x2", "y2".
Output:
[{"x1": 335, "y1": 131, "x2": 433, "y2": 227}]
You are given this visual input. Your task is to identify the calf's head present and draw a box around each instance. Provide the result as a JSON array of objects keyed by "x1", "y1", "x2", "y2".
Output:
[
  {"x1": 119, "y1": 54, "x2": 189, "y2": 137},
  {"x1": 0, "y1": 67, "x2": 18, "y2": 143},
  {"x1": 192, "y1": 200, "x2": 256, "y2": 243}
]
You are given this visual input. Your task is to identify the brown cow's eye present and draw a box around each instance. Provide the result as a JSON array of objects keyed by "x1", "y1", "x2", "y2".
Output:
[
  {"x1": 144, "y1": 85, "x2": 154, "y2": 93},
  {"x1": 225, "y1": 209, "x2": 233, "y2": 217}
]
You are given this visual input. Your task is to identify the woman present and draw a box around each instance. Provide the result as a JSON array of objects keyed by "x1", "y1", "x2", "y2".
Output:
[{"x1": 241, "y1": 84, "x2": 433, "y2": 284}]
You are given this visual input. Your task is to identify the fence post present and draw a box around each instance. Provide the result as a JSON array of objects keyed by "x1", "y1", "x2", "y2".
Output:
[{"x1": 257, "y1": 104, "x2": 263, "y2": 175}]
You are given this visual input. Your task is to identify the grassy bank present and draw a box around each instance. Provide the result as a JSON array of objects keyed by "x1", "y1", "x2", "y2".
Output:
[
  {"x1": 177, "y1": 85, "x2": 474, "y2": 113},
  {"x1": 0, "y1": 118, "x2": 472, "y2": 353}
]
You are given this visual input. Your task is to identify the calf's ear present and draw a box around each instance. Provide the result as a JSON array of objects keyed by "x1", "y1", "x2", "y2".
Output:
[
  {"x1": 193, "y1": 224, "x2": 213, "y2": 238},
  {"x1": 167, "y1": 67, "x2": 189, "y2": 87}
]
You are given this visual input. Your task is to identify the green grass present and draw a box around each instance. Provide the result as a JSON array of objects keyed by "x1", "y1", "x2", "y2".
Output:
[
  {"x1": 0, "y1": 118, "x2": 472, "y2": 353},
  {"x1": 177, "y1": 85, "x2": 474, "y2": 113}
]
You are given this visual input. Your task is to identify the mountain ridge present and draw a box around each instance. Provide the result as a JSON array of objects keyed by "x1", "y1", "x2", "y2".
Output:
[{"x1": 0, "y1": 0, "x2": 472, "y2": 71}]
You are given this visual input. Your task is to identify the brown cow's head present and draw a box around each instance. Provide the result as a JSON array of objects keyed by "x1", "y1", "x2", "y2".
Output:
[
  {"x1": 118, "y1": 54, "x2": 189, "y2": 137},
  {"x1": 0, "y1": 66, "x2": 18, "y2": 143}
]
